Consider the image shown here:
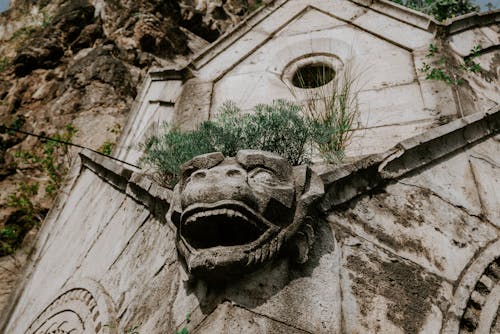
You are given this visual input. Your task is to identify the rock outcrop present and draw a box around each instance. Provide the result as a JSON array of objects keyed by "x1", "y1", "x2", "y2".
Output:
[{"x1": 0, "y1": 0, "x2": 256, "y2": 313}]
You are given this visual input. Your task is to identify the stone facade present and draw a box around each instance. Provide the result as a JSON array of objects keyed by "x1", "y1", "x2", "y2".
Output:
[{"x1": 1, "y1": 1, "x2": 499, "y2": 333}]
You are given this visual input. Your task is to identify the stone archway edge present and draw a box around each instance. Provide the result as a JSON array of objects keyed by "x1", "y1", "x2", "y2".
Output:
[{"x1": 79, "y1": 105, "x2": 499, "y2": 220}]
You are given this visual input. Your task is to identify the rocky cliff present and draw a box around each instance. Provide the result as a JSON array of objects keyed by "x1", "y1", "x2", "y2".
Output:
[{"x1": 0, "y1": 0, "x2": 258, "y2": 312}]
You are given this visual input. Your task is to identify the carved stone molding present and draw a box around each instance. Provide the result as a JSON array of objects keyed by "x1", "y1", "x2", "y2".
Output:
[
  {"x1": 442, "y1": 240, "x2": 500, "y2": 334},
  {"x1": 26, "y1": 279, "x2": 117, "y2": 334}
]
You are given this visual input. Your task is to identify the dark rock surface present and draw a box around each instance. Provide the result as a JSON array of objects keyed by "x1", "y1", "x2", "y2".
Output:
[{"x1": 0, "y1": 0, "x2": 256, "y2": 311}]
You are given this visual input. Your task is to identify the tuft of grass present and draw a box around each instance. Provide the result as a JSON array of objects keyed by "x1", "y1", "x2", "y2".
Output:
[{"x1": 290, "y1": 62, "x2": 360, "y2": 163}]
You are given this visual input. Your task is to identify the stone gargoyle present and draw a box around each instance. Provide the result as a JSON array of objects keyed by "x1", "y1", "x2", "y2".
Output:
[{"x1": 166, "y1": 150, "x2": 324, "y2": 279}]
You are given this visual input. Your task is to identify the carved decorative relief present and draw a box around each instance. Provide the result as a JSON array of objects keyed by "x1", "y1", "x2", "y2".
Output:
[
  {"x1": 26, "y1": 280, "x2": 117, "y2": 334},
  {"x1": 443, "y1": 240, "x2": 500, "y2": 334},
  {"x1": 459, "y1": 257, "x2": 500, "y2": 333},
  {"x1": 166, "y1": 150, "x2": 324, "y2": 278}
]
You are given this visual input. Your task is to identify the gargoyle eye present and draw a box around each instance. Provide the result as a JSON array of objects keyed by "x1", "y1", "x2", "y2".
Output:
[{"x1": 249, "y1": 168, "x2": 278, "y2": 186}]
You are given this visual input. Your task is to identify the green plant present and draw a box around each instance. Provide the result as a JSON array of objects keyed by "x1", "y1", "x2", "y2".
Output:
[
  {"x1": 419, "y1": 43, "x2": 482, "y2": 86},
  {"x1": 141, "y1": 100, "x2": 312, "y2": 186},
  {"x1": 10, "y1": 25, "x2": 36, "y2": 41},
  {"x1": 7, "y1": 116, "x2": 26, "y2": 134},
  {"x1": 174, "y1": 313, "x2": 191, "y2": 334},
  {"x1": 14, "y1": 124, "x2": 78, "y2": 197},
  {"x1": 1, "y1": 182, "x2": 44, "y2": 256},
  {"x1": 391, "y1": 0, "x2": 479, "y2": 21},
  {"x1": 291, "y1": 63, "x2": 360, "y2": 163},
  {"x1": 0, "y1": 56, "x2": 9, "y2": 73},
  {"x1": 40, "y1": 11, "x2": 53, "y2": 29}
]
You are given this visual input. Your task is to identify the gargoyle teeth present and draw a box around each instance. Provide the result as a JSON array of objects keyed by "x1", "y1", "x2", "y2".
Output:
[{"x1": 185, "y1": 208, "x2": 250, "y2": 225}]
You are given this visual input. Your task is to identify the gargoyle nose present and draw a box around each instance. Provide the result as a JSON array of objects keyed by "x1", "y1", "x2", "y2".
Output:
[
  {"x1": 191, "y1": 166, "x2": 246, "y2": 181},
  {"x1": 182, "y1": 165, "x2": 254, "y2": 207}
]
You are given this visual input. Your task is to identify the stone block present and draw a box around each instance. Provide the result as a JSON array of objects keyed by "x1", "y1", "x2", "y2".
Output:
[
  {"x1": 215, "y1": 221, "x2": 342, "y2": 333},
  {"x1": 469, "y1": 155, "x2": 500, "y2": 227},
  {"x1": 327, "y1": 179, "x2": 498, "y2": 280},
  {"x1": 72, "y1": 197, "x2": 150, "y2": 279},
  {"x1": 449, "y1": 29, "x2": 497, "y2": 57},
  {"x1": 311, "y1": 0, "x2": 367, "y2": 21},
  {"x1": 6, "y1": 171, "x2": 126, "y2": 333},
  {"x1": 402, "y1": 151, "x2": 483, "y2": 217},
  {"x1": 212, "y1": 71, "x2": 293, "y2": 113},
  {"x1": 353, "y1": 10, "x2": 433, "y2": 50},
  {"x1": 99, "y1": 217, "x2": 176, "y2": 318},
  {"x1": 345, "y1": 120, "x2": 434, "y2": 157},
  {"x1": 173, "y1": 78, "x2": 213, "y2": 131},
  {"x1": 198, "y1": 29, "x2": 270, "y2": 82},
  {"x1": 336, "y1": 232, "x2": 451, "y2": 334}
]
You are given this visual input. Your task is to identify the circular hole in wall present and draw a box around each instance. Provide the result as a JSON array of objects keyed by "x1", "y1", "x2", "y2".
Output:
[{"x1": 291, "y1": 63, "x2": 336, "y2": 89}]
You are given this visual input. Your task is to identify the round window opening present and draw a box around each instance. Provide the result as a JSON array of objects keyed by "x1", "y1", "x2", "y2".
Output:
[{"x1": 292, "y1": 63, "x2": 336, "y2": 89}]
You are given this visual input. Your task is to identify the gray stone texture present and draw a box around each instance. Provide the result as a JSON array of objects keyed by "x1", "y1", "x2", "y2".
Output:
[{"x1": 2, "y1": 1, "x2": 500, "y2": 333}]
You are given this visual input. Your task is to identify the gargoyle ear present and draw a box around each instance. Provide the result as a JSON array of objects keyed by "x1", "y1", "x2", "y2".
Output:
[
  {"x1": 289, "y1": 218, "x2": 315, "y2": 264},
  {"x1": 292, "y1": 165, "x2": 324, "y2": 206},
  {"x1": 166, "y1": 184, "x2": 182, "y2": 229}
]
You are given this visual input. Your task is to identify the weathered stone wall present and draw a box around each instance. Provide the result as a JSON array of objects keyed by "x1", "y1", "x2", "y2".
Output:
[
  {"x1": 2, "y1": 109, "x2": 498, "y2": 333},
  {"x1": 115, "y1": 0, "x2": 500, "y2": 163}
]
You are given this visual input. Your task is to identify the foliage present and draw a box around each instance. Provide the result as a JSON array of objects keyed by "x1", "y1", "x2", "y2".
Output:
[
  {"x1": 291, "y1": 63, "x2": 359, "y2": 163},
  {"x1": 97, "y1": 124, "x2": 121, "y2": 156},
  {"x1": 1, "y1": 182, "x2": 43, "y2": 256},
  {"x1": 142, "y1": 93, "x2": 358, "y2": 186},
  {"x1": 391, "y1": 0, "x2": 479, "y2": 21},
  {"x1": 0, "y1": 56, "x2": 9, "y2": 73},
  {"x1": 1, "y1": 124, "x2": 77, "y2": 256},
  {"x1": 141, "y1": 100, "x2": 314, "y2": 186},
  {"x1": 419, "y1": 43, "x2": 482, "y2": 86},
  {"x1": 248, "y1": 0, "x2": 264, "y2": 12},
  {"x1": 14, "y1": 124, "x2": 78, "y2": 197},
  {"x1": 10, "y1": 25, "x2": 37, "y2": 41},
  {"x1": 7, "y1": 116, "x2": 26, "y2": 134}
]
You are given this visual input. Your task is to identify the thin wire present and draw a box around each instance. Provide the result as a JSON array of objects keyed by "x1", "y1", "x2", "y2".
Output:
[{"x1": 0, "y1": 125, "x2": 141, "y2": 169}]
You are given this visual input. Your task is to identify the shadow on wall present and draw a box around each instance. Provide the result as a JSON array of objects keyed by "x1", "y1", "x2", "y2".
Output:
[{"x1": 185, "y1": 218, "x2": 336, "y2": 314}]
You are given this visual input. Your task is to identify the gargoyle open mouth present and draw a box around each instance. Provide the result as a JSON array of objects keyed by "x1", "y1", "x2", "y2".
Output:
[{"x1": 180, "y1": 201, "x2": 272, "y2": 249}]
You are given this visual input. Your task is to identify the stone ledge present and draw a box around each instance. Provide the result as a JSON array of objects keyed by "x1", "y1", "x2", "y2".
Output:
[
  {"x1": 79, "y1": 149, "x2": 133, "y2": 191},
  {"x1": 446, "y1": 10, "x2": 500, "y2": 35},
  {"x1": 319, "y1": 106, "x2": 500, "y2": 212}
]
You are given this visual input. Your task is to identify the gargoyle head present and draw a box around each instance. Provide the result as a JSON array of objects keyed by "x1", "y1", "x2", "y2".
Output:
[{"x1": 166, "y1": 150, "x2": 324, "y2": 279}]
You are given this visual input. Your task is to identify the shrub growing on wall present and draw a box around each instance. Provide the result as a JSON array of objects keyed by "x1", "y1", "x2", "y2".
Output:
[
  {"x1": 142, "y1": 94, "x2": 360, "y2": 187},
  {"x1": 141, "y1": 100, "x2": 315, "y2": 186}
]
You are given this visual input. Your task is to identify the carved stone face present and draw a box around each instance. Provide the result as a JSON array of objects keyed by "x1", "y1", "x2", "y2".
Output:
[{"x1": 167, "y1": 150, "x2": 324, "y2": 279}]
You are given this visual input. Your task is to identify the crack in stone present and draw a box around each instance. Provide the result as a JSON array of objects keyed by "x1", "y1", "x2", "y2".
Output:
[
  {"x1": 397, "y1": 181, "x2": 498, "y2": 230},
  {"x1": 231, "y1": 302, "x2": 316, "y2": 334}
]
